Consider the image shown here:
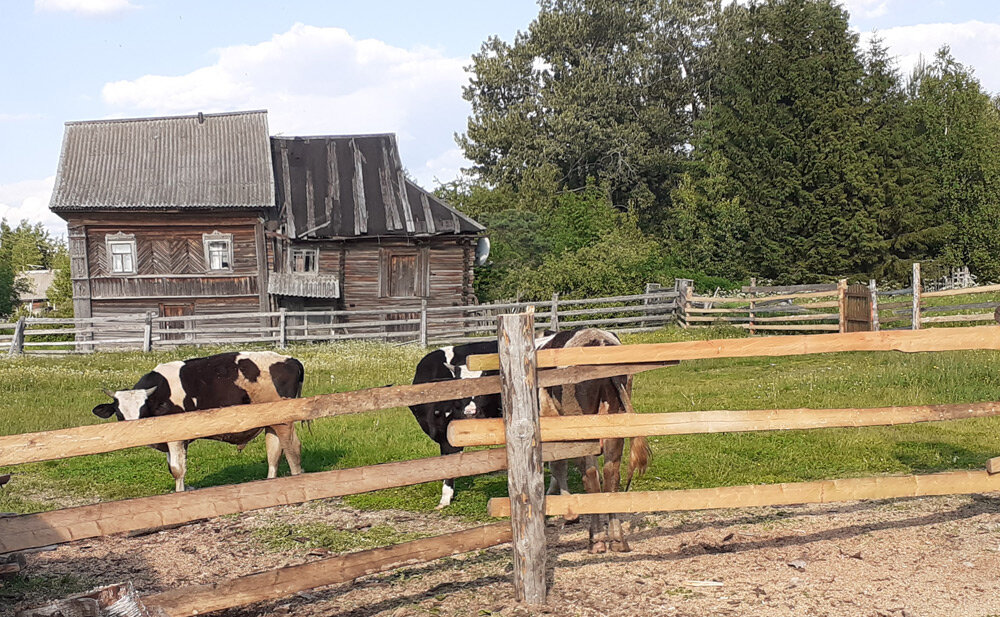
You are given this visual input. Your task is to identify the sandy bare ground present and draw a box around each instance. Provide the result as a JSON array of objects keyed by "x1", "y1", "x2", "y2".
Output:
[{"x1": 6, "y1": 493, "x2": 1000, "y2": 617}]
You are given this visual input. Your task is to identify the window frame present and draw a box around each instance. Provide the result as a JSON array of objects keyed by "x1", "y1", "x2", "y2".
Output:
[
  {"x1": 202, "y1": 231, "x2": 234, "y2": 273},
  {"x1": 290, "y1": 247, "x2": 320, "y2": 275},
  {"x1": 105, "y1": 232, "x2": 137, "y2": 275}
]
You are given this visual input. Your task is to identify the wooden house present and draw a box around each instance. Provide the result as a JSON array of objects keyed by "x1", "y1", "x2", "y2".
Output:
[
  {"x1": 49, "y1": 111, "x2": 484, "y2": 340},
  {"x1": 50, "y1": 111, "x2": 275, "y2": 333},
  {"x1": 268, "y1": 134, "x2": 484, "y2": 328}
]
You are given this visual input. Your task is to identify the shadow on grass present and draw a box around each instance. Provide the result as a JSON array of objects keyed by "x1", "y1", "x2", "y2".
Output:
[
  {"x1": 192, "y1": 443, "x2": 348, "y2": 488},
  {"x1": 892, "y1": 441, "x2": 984, "y2": 471}
]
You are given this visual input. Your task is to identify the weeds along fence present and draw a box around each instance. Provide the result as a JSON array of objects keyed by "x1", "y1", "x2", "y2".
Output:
[
  {"x1": 7, "y1": 323, "x2": 1000, "y2": 612},
  {"x1": 0, "y1": 288, "x2": 680, "y2": 356}
]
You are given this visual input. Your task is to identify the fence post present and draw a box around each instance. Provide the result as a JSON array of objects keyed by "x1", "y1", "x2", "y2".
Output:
[
  {"x1": 142, "y1": 312, "x2": 153, "y2": 352},
  {"x1": 7, "y1": 317, "x2": 26, "y2": 356},
  {"x1": 279, "y1": 308, "x2": 288, "y2": 349},
  {"x1": 869, "y1": 279, "x2": 880, "y2": 332},
  {"x1": 912, "y1": 263, "x2": 921, "y2": 330},
  {"x1": 550, "y1": 292, "x2": 559, "y2": 332},
  {"x1": 675, "y1": 279, "x2": 693, "y2": 328},
  {"x1": 497, "y1": 310, "x2": 546, "y2": 605},
  {"x1": 419, "y1": 299, "x2": 428, "y2": 347},
  {"x1": 837, "y1": 279, "x2": 848, "y2": 333}
]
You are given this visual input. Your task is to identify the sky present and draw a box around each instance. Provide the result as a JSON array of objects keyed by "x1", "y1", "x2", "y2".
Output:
[{"x1": 2, "y1": 0, "x2": 1000, "y2": 236}]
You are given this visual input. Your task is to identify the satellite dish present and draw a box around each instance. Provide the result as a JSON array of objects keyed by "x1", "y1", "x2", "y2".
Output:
[{"x1": 475, "y1": 237, "x2": 491, "y2": 267}]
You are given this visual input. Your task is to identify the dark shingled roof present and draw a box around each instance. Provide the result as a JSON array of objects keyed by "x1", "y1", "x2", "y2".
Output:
[
  {"x1": 50, "y1": 110, "x2": 275, "y2": 212},
  {"x1": 272, "y1": 134, "x2": 483, "y2": 239}
]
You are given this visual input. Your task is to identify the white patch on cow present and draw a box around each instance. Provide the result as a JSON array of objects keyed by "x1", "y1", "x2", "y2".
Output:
[
  {"x1": 463, "y1": 400, "x2": 478, "y2": 416},
  {"x1": 152, "y1": 361, "x2": 187, "y2": 409},
  {"x1": 456, "y1": 366, "x2": 482, "y2": 380},
  {"x1": 235, "y1": 351, "x2": 290, "y2": 402},
  {"x1": 113, "y1": 388, "x2": 153, "y2": 421},
  {"x1": 437, "y1": 482, "x2": 454, "y2": 509}
]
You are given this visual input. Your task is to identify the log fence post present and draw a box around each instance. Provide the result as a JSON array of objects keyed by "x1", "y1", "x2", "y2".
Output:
[
  {"x1": 420, "y1": 299, "x2": 428, "y2": 347},
  {"x1": 675, "y1": 279, "x2": 693, "y2": 328},
  {"x1": 279, "y1": 308, "x2": 288, "y2": 348},
  {"x1": 869, "y1": 279, "x2": 880, "y2": 332},
  {"x1": 497, "y1": 311, "x2": 547, "y2": 605},
  {"x1": 837, "y1": 278, "x2": 848, "y2": 333},
  {"x1": 912, "y1": 263, "x2": 922, "y2": 330},
  {"x1": 8, "y1": 316, "x2": 25, "y2": 356},
  {"x1": 550, "y1": 292, "x2": 559, "y2": 332},
  {"x1": 142, "y1": 312, "x2": 153, "y2": 352},
  {"x1": 748, "y1": 278, "x2": 756, "y2": 335}
]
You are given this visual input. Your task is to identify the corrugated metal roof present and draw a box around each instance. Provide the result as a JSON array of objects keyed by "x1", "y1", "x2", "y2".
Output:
[
  {"x1": 272, "y1": 134, "x2": 484, "y2": 239},
  {"x1": 50, "y1": 110, "x2": 275, "y2": 211}
]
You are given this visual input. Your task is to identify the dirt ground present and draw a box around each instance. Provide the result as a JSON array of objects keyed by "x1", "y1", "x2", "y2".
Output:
[{"x1": 7, "y1": 493, "x2": 1000, "y2": 617}]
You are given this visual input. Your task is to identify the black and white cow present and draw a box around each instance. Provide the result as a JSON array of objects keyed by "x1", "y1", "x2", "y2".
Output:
[
  {"x1": 91, "y1": 351, "x2": 305, "y2": 492},
  {"x1": 409, "y1": 341, "x2": 502, "y2": 508}
]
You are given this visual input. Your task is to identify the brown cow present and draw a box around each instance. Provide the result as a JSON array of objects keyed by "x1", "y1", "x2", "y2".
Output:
[{"x1": 538, "y1": 328, "x2": 651, "y2": 553}]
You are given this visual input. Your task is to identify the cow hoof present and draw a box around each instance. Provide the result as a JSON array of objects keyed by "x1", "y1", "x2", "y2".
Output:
[
  {"x1": 589, "y1": 541, "x2": 608, "y2": 554},
  {"x1": 435, "y1": 503, "x2": 449, "y2": 510},
  {"x1": 610, "y1": 540, "x2": 631, "y2": 553}
]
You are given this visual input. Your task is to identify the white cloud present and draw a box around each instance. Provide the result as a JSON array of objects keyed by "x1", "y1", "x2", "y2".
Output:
[
  {"x1": 0, "y1": 177, "x2": 65, "y2": 237},
  {"x1": 416, "y1": 148, "x2": 469, "y2": 189},
  {"x1": 35, "y1": 0, "x2": 138, "y2": 16},
  {"x1": 102, "y1": 24, "x2": 472, "y2": 187},
  {"x1": 861, "y1": 21, "x2": 1000, "y2": 93}
]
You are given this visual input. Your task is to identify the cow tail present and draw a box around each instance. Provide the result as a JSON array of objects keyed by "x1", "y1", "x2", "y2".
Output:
[{"x1": 614, "y1": 376, "x2": 651, "y2": 491}]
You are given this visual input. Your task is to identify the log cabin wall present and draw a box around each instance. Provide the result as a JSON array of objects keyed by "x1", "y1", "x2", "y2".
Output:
[{"x1": 66, "y1": 211, "x2": 268, "y2": 329}]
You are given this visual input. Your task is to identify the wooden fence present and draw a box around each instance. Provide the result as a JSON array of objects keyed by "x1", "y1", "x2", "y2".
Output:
[
  {"x1": 1, "y1": 288, "x2": 680, "y2": 356},
  {"x1": 8, "y1": 321, "x2": 1000, "y2": 613}
]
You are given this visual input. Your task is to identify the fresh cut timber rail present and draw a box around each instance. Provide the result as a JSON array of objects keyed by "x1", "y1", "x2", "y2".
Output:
[
  {"x1": 486, "y1": 469, "x2": 1000, "y2": 517},
  {"x1": 0, "y1": 441, "x2": 599, "y2": 554},
  {"x1": 465, "y1": 326, "x2": 1000, "y2": 372},
  {"x1": 447, "y1": 401, "x2": 1000, "y2": 447},
  {"x1": 0, "y1": 362, "x2": 672, "y2": 467}
]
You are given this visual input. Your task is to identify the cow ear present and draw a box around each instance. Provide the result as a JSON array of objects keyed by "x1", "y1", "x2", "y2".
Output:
[
  {"x1": 102, "y1": 388, "x2": 116, "y2": 400},
  {"x1": 92, "y1": 403, "x2": 116, "y2": 419},
  {"x1": 143, "y1": 386, "x2": 157, "y2": 397}
]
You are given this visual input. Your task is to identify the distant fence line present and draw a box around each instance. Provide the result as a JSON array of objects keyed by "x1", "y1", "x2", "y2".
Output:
[{"x1": 2, "y1": 287, "x2": 681, "y2": 355}]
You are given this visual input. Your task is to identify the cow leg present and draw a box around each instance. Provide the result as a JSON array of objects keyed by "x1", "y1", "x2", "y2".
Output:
[
  {"x1": 265, "y1": 427, "x2": 282, "y2": 479},
  {"x1": 166, "y1": 441, "x2": 188, "y2": 492},
  {"x1": 576, "y1": 454, "x2": 607, "y2": 553},
  {"x1": 602, "y1": 437, "x2": 630, "y2": 552},
  {"x1": 268, "y1": 423, "x2": 303, "y2": 476},
  {"x1": 437, "y1": 442, "x2": 462, "y2": 509},
  {"x1": 548, "y1": 459, "x2": 579, "y2": 523}
]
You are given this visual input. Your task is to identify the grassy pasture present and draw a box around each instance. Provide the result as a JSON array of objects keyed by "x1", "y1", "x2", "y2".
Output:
[{"x1": 2, "y1": 326, "x2": 1000, "y2": 520}]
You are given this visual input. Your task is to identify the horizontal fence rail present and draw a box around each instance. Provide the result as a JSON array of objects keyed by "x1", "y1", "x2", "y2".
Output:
[{"x1": 2, "y1": 289, "x2": 681, "y2": 354}]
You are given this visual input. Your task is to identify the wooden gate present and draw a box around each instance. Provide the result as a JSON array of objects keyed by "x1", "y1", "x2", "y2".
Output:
[{"x1": 844, "y1": 284, "x2": 873, "y2": 332}]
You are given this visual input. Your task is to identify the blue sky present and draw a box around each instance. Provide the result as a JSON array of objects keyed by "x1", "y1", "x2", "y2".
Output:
[{"x1": 3, "y1": 0, "x2": 1000, "y2": 234}]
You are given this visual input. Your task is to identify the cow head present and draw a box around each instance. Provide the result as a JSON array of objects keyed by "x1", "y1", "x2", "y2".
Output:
[{"x1": 92, "y1": 386, "x2": 158, "y2": 421}]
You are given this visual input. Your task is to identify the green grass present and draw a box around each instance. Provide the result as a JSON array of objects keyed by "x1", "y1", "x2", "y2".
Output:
[{"x1": 3, "y1": 327, "x2": 1000, "y2": 517}]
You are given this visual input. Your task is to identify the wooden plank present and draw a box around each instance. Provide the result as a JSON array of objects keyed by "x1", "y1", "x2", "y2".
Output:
[
  {"x1": 497, "y1": 312, "x2": 546, "y2": 605},
  {"x1": 487, "y1": 469, "x2": 1000, "y2": 517},
  {"x1": 837, "y1": 279, "x2": 848, "y2": 333},
  {"x1": 988, "y1": 456, "x2": 1000, "y2": 475},
  {"x1": 0, "y1": 363, "x2": 668, "y2": 467},
  {"x1": 922, "y1": 302, "x2": 1000, "y2": 314},
  {"x1": 143, "y1": 523, "x2": 513, "y2": 617},
  {"x1": 689, "y1": 290, "x2": 836, "y2": 304},
  {"x1": 754, "y1": 313, "x2": 839, "y2": 323},
  {"x1": 741, "y1": 283, "x2": 838, "y2": 294},
  {"x1": 922, "y1": 283, "x2": 1000, "y2": 298},
  {"x1": 466, "y1": 326, "x2": 1000, "y2": 372},
  {"x1": 447, "y1": 400, "x2": 1000, "y2": 447},
  {"x1": 920, "y1": 313, "x2": 997, "y2": 324},
  {"x1": 0, "y1": 441, "x2": 597, "y2": 554},
  {"x1": 912, "y1": 263, "x2": 921, "y2": 330},
  {"x1": 734, "y1": 324, "x2": 841, "y2": 331}
]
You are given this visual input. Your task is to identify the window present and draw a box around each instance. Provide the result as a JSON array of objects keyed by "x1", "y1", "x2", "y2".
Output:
[
  {"x1": 105, "y1": 233, "x2": 136, "y2": 274},
  {"x1": 202, "y1": 231, "x2": 233, "y2": 272},
  {"x1": 291, "y1": 248, "x2": 319, "y2": 274}
]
